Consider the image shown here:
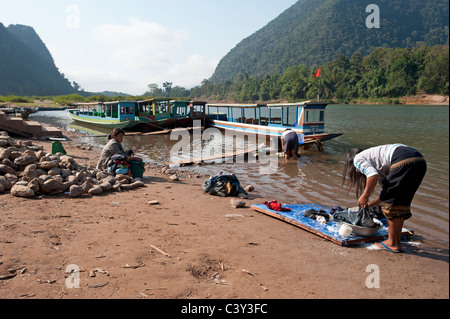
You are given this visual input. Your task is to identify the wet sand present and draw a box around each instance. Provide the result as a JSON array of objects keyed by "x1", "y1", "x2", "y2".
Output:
[{"x1": 0, "y1": 128, "x2": 448, "y2": 300}]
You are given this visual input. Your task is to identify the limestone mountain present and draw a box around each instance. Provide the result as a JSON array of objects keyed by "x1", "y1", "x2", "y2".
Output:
[
  {"x1": 210, "y1": 0, "x2": 449, "y2": 83},
  {"x1": 0, "y1": 23, "x2": 76, "y2": 96}
]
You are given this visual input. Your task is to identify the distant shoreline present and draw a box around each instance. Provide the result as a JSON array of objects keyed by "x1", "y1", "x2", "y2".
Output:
[
  {"x1": 352, "y1": 94, "x2": 449, "y2": 106},
  {"x1": 1, "y1": 94, "x2": 448, "y2": 109}
]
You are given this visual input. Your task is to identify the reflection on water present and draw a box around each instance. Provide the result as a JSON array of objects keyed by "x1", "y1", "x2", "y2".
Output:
[{"x1": 29, "y1": 105, "x2": 449, "y2": 246}]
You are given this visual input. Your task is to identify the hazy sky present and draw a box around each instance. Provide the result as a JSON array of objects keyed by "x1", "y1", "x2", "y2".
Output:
[{"x1": 1, "y1": 0, "x2": 298, "y2": 95}]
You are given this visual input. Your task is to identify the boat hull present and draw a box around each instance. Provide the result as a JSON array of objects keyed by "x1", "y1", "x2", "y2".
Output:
[
  {"x1": 134, "y1": 116, "x2": 204, "y2": 131},
  {"x1": 133, "y1": 116, "x2": 180, "y2": 131},
  {"x1": 209, "y1": 119, "x2": 338, "y2": 139},
  {"x1": 67, "y1": 110, "x2": 137, "y2": 129},
  {"x1": 67, "y1": 110, "x2": 179, "y2": 131},
  {"x1": 208, "y1": 119, "x2": 342, "y2": 150}
]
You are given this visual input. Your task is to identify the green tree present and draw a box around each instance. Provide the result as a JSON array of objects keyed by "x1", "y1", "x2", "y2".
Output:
[
  {"x1": 418, "y1": 45, "x2": 449, "y2": 95},
  {"x1": 384, "y1": 48, "x2": 419, "y2": 97},
  {"x1": 280, "y1": 65, "x2": 310, "y2": 101},
  {"x1": 147, "y1": 83, "x2": 162, "y2": 96},
  {"x1": 163, "y1": 82, "x2": 173, "y2": 96}
]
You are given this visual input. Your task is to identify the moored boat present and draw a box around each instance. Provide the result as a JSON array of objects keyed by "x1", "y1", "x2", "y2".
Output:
[
  {"x1": 188, "y1": 101, "x2": 207, "y2": 119},
  {"x1": 169, "y1": 100, "x2": 208, "y2": 127},
  {"x1": 67, "y1": 99, "x2": 209, "y2": 132},
  {"x1": 67, "y1": 101, "x2": 138, "y2": 129},
  {"x1": 134, "y1": 98, "x2": 177, "y2": 130},
  {"x1": 205, "y1": 101, "x2": 342, "y2": 151},
  {"x1": 170, "y1": 100, "x2": 192, "y2": 127}
]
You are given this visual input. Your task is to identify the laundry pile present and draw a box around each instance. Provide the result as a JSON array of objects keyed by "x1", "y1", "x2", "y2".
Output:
[
  {"x1": 331, "y1": 205, "x2": 384, "y2": 228},
  {"x1": 203, "y1": 172, "x2": 248, "y2": 198}
]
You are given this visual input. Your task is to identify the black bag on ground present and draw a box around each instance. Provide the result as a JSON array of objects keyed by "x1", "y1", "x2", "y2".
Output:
[
  {"x1": 332, "y1": 206, "x2": 377, "y2": 228},
  {"x1": 203, "y1": 173, "x2": 248, "y2": 198}
]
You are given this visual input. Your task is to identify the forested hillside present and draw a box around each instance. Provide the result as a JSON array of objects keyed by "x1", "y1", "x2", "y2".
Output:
[
  {"x1": 192, "y1": 45, "x2": 449, "y2": 103},
  {"x1": 210, "y1": 0, "x2": 449, "y2": 84},
  {"x1": 0, "y1": 23, "x2": 76, "y2": 96}
]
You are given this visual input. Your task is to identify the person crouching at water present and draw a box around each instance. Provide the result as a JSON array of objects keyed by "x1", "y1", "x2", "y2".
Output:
[
  {"x1": 342, "y1": 144, "x2": 427, "y2": 253},
  {"x1": 96, "y1": 128, "x2": 143, "y2": 171},
  {"x1": 281, "y1": 128, "x2": 300, "y2": 161}
]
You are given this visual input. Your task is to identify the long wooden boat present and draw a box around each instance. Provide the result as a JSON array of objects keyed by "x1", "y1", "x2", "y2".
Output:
[
  {"x1": 67, "y1": 101, "x2": 139, "y2": 129},
  {"x1": 134, "y1": 98, "x2": 177, "y2": 130},
  {"x1": 67, "y1": 99, "x2": 205, "y2": 131},
  {"x1": 206, "y1": 101, "x2": 342, "y2": 151},
  {"x1": 135, "y1": 99, "x2": 208, "y2": 130}
]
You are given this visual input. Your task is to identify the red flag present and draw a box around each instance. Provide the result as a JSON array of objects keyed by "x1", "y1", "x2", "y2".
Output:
[{"x1": 313, "y1": 67, "x2": 321, "y2": 78}]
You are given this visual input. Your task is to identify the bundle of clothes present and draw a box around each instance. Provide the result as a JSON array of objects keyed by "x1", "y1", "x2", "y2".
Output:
[
  {"x1": 108, "y1": 154, "x2": 132, "y2": 176},
  {"x1": 203, "y1": 172, "x2": 248, "y2": 198},
  {"x1": 303, "y1": 205, "x2": 384, "y2": 229}
]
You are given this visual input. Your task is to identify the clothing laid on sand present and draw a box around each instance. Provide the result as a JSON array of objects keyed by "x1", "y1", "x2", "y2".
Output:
[{"x1": 354, "y1": 144, "x2": 427, "y2": 220}]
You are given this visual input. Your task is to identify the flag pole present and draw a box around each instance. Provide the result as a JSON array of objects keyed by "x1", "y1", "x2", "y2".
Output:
[{"x1": 313, "y1": 67, "x2": 321, "y2": 102}]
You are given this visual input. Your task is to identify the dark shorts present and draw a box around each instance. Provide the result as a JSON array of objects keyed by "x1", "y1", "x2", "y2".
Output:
[
  {"x1": 283, "y1": 132, "x2": 299, "y2": 154},
  {"x1": 380, "y1": 147, "x2": 427, "y2": 220}
]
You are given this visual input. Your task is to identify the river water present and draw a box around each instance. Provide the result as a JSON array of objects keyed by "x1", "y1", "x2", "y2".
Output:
[{"x1": 30, "y1": 104, "x2": 449, "y2": 247}]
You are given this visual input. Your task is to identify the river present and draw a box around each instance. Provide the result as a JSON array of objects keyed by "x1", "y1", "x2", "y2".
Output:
[{"x1": 30, "y1": 104, "x2": 449, "y2": 247}]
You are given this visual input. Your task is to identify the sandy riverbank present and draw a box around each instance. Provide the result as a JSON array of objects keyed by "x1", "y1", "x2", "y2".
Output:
[
  {"x1": 400, "y1": 94, "x2": 449, "y2": 105},
  {"x1": 0, "y1": 128, "x2": 448, "y2": 301}
]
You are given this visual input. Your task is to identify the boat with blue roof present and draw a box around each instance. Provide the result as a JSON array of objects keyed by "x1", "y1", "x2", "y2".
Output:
[
  {"x1": 205, "y1": 101, "x2": 342, "y2": 151},
  {"x1": 67, "y1": 99, "x2": 208, "y2": 131},
  {"x1": 67, "y1": 101, "x2": 139, "y2": 129}
]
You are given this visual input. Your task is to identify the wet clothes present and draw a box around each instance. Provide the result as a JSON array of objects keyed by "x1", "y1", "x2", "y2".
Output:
[
  {"x1": 332, "y1": 206, "x2": 377, "y2": 228},
  {"x1": 281, "y1": 130, "x2": 299, "y2": 155},
  {"x1": 263, "y1": 200, "x2": 292, "y2": 212},
  {"x1": 303, "y1": 209, "x2": 330, "y2": 221}
]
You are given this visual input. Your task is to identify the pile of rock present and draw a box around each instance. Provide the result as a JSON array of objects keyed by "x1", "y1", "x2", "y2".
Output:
[
  {"x1": 160, "y1": 165, "x2": 204, "y2": 181},
  {"x1": 0, "y1": 134, "x2": 145, "y2": 199},
  {"x1": 161, "y1": 166, "x2": 180, "y2": 181}
]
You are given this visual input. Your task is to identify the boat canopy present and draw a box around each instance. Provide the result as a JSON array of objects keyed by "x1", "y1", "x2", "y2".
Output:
[
  {"x1": 207, "y1": 103, "x2": 262, "y2": 108},
  {"x1": 135, "y1": 98, "x2": 172, "y2": 117},
  {"x1": 266, "y1": 102, "x2": 311, "y2": 108},
  {"x1": 171, "y1": 100, "x2": 190, "y2": 117},
  {"x1": 73, "y1": 101, "x2": 135, "y2": 120},
  {"x1": 190, "y1": 101, "x2": 207, "y2": 117},
  {"x1": 171, "y1": 100, "x2": 208, "y2": 118}
]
